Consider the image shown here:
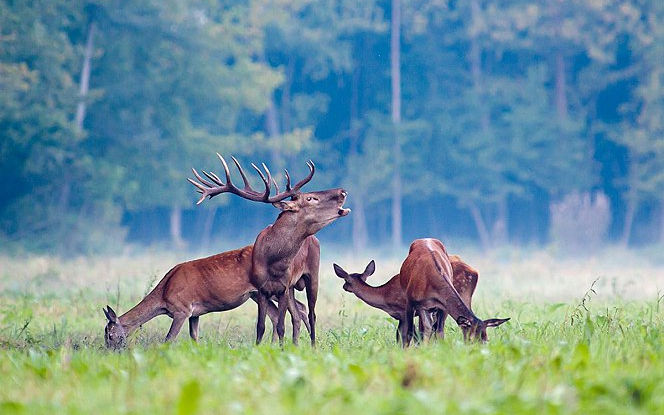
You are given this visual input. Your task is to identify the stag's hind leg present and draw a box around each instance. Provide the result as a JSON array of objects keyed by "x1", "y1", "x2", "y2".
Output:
[{"x1": 287, "y1": 287, "x2": 301, "y2": 346}]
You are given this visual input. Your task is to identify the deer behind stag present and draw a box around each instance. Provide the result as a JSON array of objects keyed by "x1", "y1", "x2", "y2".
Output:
[
  {"x1": 190, "y1": 154, "x2": 350, "y2": 346},
  {"x1": 399, "y1": 238, "x2": 509, "y2": 346}
]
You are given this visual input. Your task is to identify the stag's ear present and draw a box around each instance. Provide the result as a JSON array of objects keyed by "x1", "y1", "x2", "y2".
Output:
[
  {"x1": 273, "y1": 200, "x2": 299, "y2": 212},
  {"x1": 484, "y1": 317, "x2": 510, "y2": 327},
  {"x1": 363, "y1": 260, "x2": 376, "y2": 278},
  {"x1": 456, "y1": 316, "x2": 472, "y2": 328},
  {"x1": 333, "y1": 263, "x2": 348, "y2": 279},
  {"x1": 104, "y1": 305, "x2": 118, "y2": 323}
]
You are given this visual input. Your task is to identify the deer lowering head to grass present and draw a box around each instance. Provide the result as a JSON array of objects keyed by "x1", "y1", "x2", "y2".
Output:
[
  {"x1": 333, "y1": 254, "x2": 481, "y2": 343},
  {"x1": 190, "y1": 154, "x2": 350, "y2": 346},
  {"x1": 103, "y1": 245, "x2": 311, "y2": 349},
  {"x1": 399, "y1": 238, "x2": 509, "y2": 346}
]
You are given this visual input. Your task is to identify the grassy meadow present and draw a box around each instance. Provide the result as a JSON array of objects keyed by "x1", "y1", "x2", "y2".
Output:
[{"x1": 1, "y1": 245, "x2": 664, "y2": 414}]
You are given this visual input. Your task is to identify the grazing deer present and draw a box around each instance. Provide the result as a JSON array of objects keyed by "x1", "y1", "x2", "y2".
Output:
[
  {"x1": 399, "y1": 238, "x2": 509, "y2": 346},
  {"x1": 333, "y1": 254, "x2": 479, "y2": 343},
  {"x1": 103, "y1": 245, "x2": 311, "y2": 349},
  {"x1": 190, "y1": 154, "x2": 349, "y2": 346}
]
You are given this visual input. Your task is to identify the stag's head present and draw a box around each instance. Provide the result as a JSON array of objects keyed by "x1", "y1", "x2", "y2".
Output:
[
  {"x1": 103, "y1": 306, "x2": 127, "y2": 350},
  {"x1": 456, "y1": 316, "x2": 510, "y2": 343},
  {"x1": 189, "y1": 154, "x2": 350, "y2": 235},
  {"x1": 333, "y1": 260, "x2": 376, "y2": 292}
]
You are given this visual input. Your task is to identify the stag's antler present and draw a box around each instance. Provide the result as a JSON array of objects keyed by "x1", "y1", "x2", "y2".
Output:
[{"x1": 188, "y1": 154, "x2": 315, "y2": 205}]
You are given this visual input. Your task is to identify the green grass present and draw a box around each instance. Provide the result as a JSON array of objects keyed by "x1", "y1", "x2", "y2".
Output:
[{"x1": 1, "y1": 249, "x2": 664, "y2": 414}]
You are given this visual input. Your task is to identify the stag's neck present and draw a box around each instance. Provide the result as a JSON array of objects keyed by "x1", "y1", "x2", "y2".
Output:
[{"x1": 258, "y1": 213, "x2": 310, "y2": 263}]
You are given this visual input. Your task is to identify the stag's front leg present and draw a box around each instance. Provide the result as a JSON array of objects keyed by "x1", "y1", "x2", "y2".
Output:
[
  {"x1": 275, "y1": 290, "x2": 289, "y2": 347},
  {"x1": 287, "y1": 287, "x2": 301, "y2": 346},
  {"x1": 255, "y1": 292, "x2": 269, "y2": 345},
  {"x1": 189, "y1": 316, "x2": 200, "y2": 342}
]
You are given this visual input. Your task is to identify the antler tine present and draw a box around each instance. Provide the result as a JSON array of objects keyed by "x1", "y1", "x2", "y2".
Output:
[
  {"x1": 250, "y1": 163, "x2": 272, "y2": 200},
  {"x1": 202, "y1": 170, "x2": 223, "y2": 186},
  {"x1": 284, "y1": 169, "x2": 292, "y2": 192},
  {"x1": 290, "y1": 160, "x2": 315, "y2": 192},
  {"x1": 191, "y1": 168, "x2": 215, "y2": 188},
  {"x1": 216, "y1": 153, "x2": 234, "y2": 187},
  {"x1": 231, "y1": 156, "x2": 256, "y2": 193}
]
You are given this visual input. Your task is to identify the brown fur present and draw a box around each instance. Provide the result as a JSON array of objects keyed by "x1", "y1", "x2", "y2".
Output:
[
  {"x1": 399, "y1": 238, "x2": 509, "y2": 346},
  {"x1": 333, "y1": 254, "x2": 479, "y2": 343},
  {"x1": 103, "y1": 245, "x2": 311, "y2": 349}
]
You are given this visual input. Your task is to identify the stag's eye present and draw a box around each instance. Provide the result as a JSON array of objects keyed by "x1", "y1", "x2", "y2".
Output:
[{"x1": 306, "y1": 196, "x2": 312, "y2": 201}]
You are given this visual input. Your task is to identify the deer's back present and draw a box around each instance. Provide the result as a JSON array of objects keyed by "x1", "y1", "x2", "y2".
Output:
[{"x1": 161, "y1": 245, "x2": 256, "y2": 313}]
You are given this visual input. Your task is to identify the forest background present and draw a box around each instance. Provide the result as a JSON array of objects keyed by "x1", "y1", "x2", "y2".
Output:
[{"x1": 2, "y1": 0, "x2": 664, "y2": 257}]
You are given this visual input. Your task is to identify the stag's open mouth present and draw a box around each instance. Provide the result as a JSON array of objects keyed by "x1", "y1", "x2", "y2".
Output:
[{"x1": 338, "y1": 207, "x2": 351, "y2": 216}]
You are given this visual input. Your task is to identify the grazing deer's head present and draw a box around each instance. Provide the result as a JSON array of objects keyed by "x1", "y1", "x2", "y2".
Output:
[
  {"x1": 456, "y1": 316, "x2": 510, "y2": 343},
  {"x1": 189, "y1": 154, "x2": 350, "y2": 235},
  {"x1": 333, "y1": 260, "x2": 376, "y2": 292},
  {"x1": 103, "y1": 306, "x2": 127, "y2": 350}
]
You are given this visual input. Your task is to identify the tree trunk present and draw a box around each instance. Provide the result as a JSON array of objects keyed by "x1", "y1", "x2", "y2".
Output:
[
  {"x1": 170, "y1": 206, "x2": 186, "y2": 249},
  {"x1": 621, "y1": 190, "x2": 636, "y2": 247},
  {"x1": 349, "y1": 62, "x2": 369, "y2": 251},
  {"x1": 469, "y1": 202, "x2": 492, "y2": 251},
  {"x1": 352, "y1": 196, "x2": 368, "y2": 251},
  {"x1": 75, "y1": 20, "x2": 96, "y2": 133},
  {"x1": 554, "y1": 51, "x2": 568, "y2": 119},
  {"x1": 200, "y1": 206, "x2": 217, "y2": 252},
  {"x1": 659, "y1": 200, "x2": 664, "y2": 245},
  {"x1": 390, "y1": 0, "x2": 402, "y2": 250},
  {"x1": 491, "y1": 197, "x2": 508, "y2": 246}
]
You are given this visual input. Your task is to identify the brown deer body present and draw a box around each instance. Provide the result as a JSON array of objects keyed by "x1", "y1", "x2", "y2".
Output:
[
  {"x1": 190, "y1": 155, "x2": 349, "y2": 346},
  {"x1": 103, "y1": 245, "x2": 311, "y2": 349},
  {"x1": 399, "y1": 238, "x2": 509, "y2": 345},
  {"x1": 333, "y1": 255, "x2": 479, "y2": 343}
]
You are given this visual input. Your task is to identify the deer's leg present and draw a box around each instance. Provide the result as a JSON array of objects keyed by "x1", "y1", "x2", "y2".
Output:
[
  {"x1": 297, "y1": 299, "x2": 311, "y2": 334},
  {"x1": 396, "y1": 318, "x2": 403, "y2": 344},
  {"x1": 165, "y1": 312, "x2": 189, "y2": 342},
  {"x1": 188, "y1": 316, "x2": 200, "y2": 342},
  {"x1": 287, "y1": 287, "x2": 301, "y2": 346},
  {"x1": 402, "y1": 304, "x2": 415, "y2": 348},
  {"x1": 262, "y1": 297, "x2": 280, "y2": 343},
  {"x1": 433, "y1": 309, "x2": 447, "y2": 339},
  {"x1": 418, "y1": 310, "x2": 433, "y2": 343},
  {"x1": 255, "y1": 292, "x2": 269, "y2": 345},
  {"x1": 275, "y1": 291, "x2": 289, "y2": 347},
  {"x1": 304, "y1": 274, "x2": 318, "y2": 347}
]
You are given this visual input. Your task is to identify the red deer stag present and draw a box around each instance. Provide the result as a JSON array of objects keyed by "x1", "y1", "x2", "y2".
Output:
[
  {"x1": 190, "y1": 154, "x2": 349, "y2": 346},
  {"x1": 333, "y1": 254, "x2": 479, "y2": 343},
  {"x1": 399, "y1": 238, "x2": 509, "y2": 346},
  {"x1": 103, "y1": 245, "x2": 311, "y2": 349}
]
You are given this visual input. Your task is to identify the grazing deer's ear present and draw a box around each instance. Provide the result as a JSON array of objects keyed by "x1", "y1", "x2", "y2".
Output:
[
  {"x1": 333, "y1": 263, "x2": 348, "y2": 279},
  {"x1": 363, "y1": 260, "x2": 376, "y2": 278},
  {"x1": 104, "y1": 305, "x2": 118, "y2": 323},
  {"x1": 484, "y1": 317, "x2": 510, "y2": 327},
  {"x1": 456, "y1": 316, "x2": 472, "y2": 328},
  {"x1": 272, "y1": 200, "x2": 299, "y2": 212}
]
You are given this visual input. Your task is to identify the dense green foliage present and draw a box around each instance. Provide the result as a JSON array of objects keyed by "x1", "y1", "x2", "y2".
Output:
[{"x1": 1, "y1": 0, "x2": 664, "y2": 253}]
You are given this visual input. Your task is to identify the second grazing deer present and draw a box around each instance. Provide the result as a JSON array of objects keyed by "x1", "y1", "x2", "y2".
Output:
[
  {"x1": 399, "y1": 238, "x2": 509, "y2": 346},
  {"x1": 190, "y1": 154, "x2": 349, "y2": 346},
  {"x1": 333, "y1": 254, "x2": 479, "y2": 343}
]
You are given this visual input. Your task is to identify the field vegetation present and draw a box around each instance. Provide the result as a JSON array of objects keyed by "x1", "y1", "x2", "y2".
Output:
[{"x1": 2, "y1": 247, "x2": 664, "y2": 414}]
